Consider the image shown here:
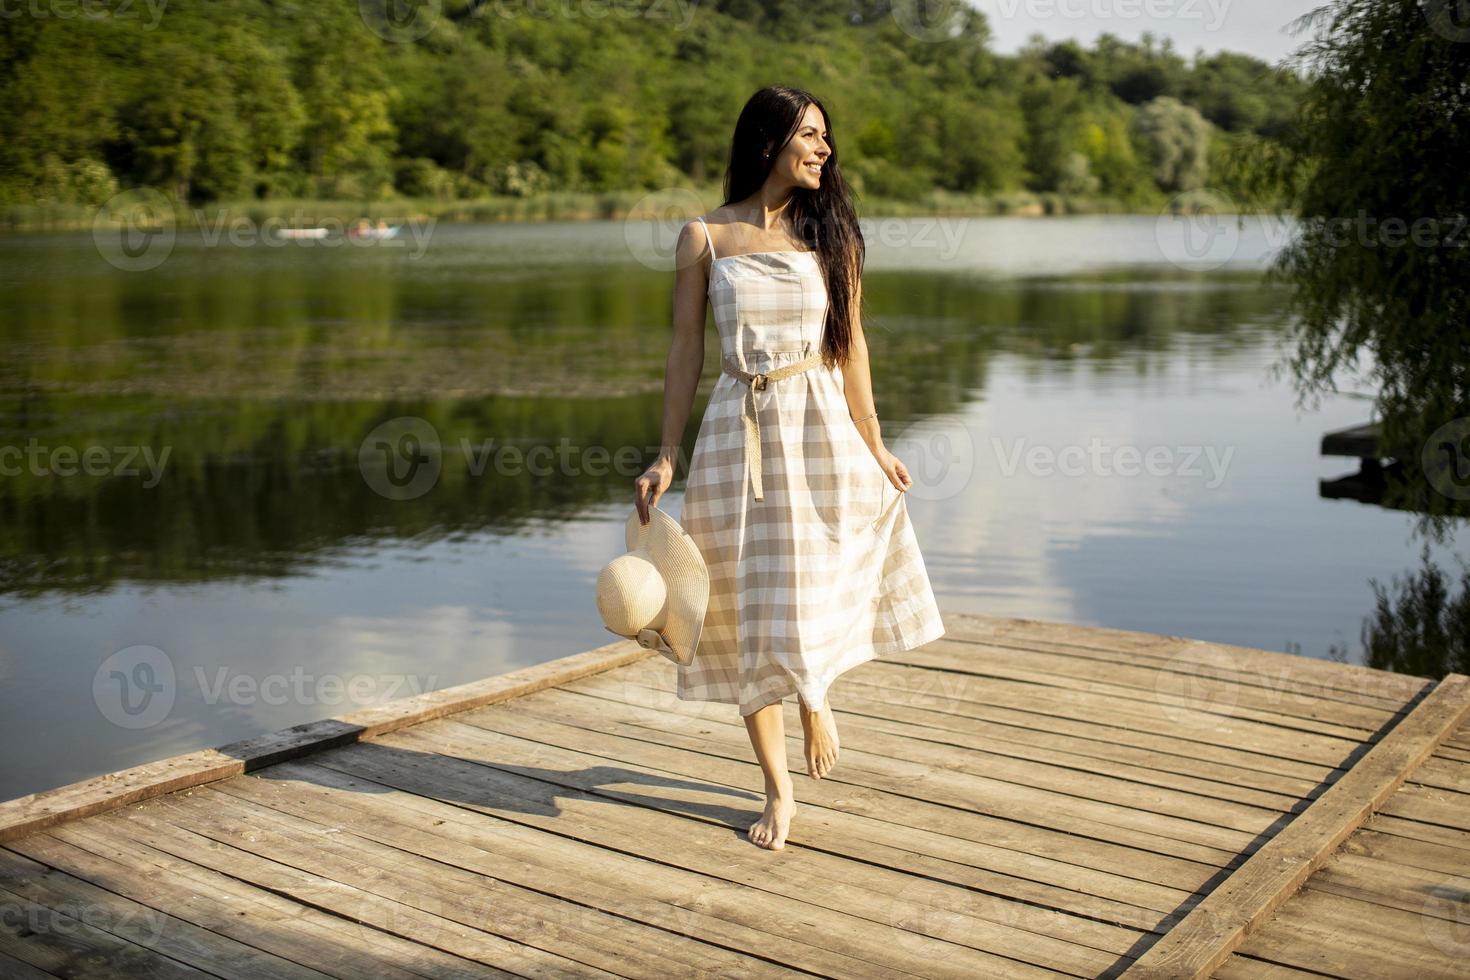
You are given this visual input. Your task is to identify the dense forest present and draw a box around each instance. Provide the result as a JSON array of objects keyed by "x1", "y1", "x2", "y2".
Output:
[{"x1": 0, "y1": 0, "x2": 1304, "y2": 210}]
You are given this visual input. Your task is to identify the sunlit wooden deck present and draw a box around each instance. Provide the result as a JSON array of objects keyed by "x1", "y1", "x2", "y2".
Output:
[{"x1": 2, "y1": 612, "x2": 1467, "y2": 978}]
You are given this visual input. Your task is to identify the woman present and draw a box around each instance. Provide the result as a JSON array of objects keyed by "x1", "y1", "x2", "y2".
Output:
[{"x1": 633, "y1": 85, "x2": 946, "y2": 851}]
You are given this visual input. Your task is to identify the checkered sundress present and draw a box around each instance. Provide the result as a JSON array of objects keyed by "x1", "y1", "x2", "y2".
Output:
[{"x1": 676, "y1": 216, "x2": 946, "y2": 716}]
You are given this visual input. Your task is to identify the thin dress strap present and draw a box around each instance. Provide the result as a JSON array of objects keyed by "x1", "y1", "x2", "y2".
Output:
[{"x1": 696, "y1": 216, "x2": 717, "y2": 261}]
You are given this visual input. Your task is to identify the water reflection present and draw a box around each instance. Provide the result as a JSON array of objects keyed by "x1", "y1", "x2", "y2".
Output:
[{"x1": 0, "y1": 217, "x2": 1464, "y2": 802}]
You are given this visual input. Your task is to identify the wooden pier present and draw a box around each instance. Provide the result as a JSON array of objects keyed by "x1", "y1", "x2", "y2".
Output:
[{"x1": 2, "y1": 612, "x2": 1467, "y2": 978}]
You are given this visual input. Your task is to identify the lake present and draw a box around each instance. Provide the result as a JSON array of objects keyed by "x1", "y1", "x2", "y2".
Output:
[{"x1": 1, "y1": 213, "x2": 1464, "y2": 802}]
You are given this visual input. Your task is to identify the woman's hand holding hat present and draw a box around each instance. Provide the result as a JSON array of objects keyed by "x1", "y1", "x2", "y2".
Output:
[{"x1": 634, "y1": 453, "x2": 675, "y2": 526}]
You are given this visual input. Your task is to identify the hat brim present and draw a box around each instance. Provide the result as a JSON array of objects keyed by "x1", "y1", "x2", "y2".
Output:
[{"x1": 624, "y1": 506, "x2": 709, "y2": 665}]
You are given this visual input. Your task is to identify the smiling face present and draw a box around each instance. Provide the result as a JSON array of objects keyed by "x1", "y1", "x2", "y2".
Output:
[{"x1": 769, "y1": 102, "x2": 830, "y2": 190}]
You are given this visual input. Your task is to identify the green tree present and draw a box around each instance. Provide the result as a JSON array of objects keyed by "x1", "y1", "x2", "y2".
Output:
[
  {"x1": 1266, "y1": 0, "x2": 1470, "y2": 534},
  {"x1": 119, "y1": 43, "x2": 251, "y2": 202},
  {"x1": 1132, "y1": 96, "x2": 1212, "y2": 193}
]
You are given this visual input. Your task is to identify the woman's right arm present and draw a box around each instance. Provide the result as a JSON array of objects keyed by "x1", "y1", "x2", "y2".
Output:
[{"x1": 635, "y1": 220, "x2": 710, "y2": 525}]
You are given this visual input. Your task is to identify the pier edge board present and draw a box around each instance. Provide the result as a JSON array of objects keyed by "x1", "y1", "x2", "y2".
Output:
[
  {"x1": 1118, "y1": 672, "x2": 1470, "y2": 980},
  {"x1": 0, "y1": 639, "x2": 654, "y2": 844}
]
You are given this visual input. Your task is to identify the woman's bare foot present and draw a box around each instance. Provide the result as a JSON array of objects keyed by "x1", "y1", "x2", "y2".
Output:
[
  {"x1": 748, "y1": 777, "x2": 796, "y2": 850},
  {"x1": 799, "y1": 696, "x2": 840, "y2": 780}
]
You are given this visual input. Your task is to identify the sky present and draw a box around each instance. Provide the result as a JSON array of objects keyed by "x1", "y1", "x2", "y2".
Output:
[{"x1": 964, "y1": 0, "x2": 1326, "y2": 63}]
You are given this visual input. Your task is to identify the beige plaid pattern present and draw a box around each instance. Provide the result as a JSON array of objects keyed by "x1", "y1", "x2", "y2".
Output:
[{"x1": 676, "y1": 218, "x2": 947, "y2": 716}]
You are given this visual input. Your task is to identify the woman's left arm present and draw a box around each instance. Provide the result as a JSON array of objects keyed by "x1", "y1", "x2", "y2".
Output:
[{"x1": 840, "y1": 271, "x2": 913, "y2": 492}]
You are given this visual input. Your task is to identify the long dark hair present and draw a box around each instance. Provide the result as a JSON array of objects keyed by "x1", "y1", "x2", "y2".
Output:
[{"x1": 722, "y1": 85, "x2": 864, "y2": 371}]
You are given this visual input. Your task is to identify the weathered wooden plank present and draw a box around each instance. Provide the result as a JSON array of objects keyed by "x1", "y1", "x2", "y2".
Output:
[
  {"x1": 914, "y1": 635, "x2": 1404, "y2": 730},
  {"x1": 141, "y1": 788, "x2": 773, "y2": 980},
  {"x1": 213, "y1": 761, "x2": 912, "y2": 978},
  {"x1": 824, "y1": 658, "x2": 1366, "y2": 769},
  {"x1": 608, "y1": 663, "x2": 1312, "y2": 811},
  {"x1": 468, "y1": 685, "x2": 1257, "y2": 863},
  {"x1": 57, "y1": 810, "x2": 611, "y2": 978},
  {"x1": 1364, "y1": 812, "x2": 1470, "y2": 853},
  {"x1": 620, "y1": 653, "x2": 1339, "y2": 786},
  {"x1": 0, "y1": 846, "x2": 334, "y2": 980},
  {"x1": 314, "y1": 726, "x2": 1192, "y2": 936},
  {"x1": 1379, "y1": 782, "x2": 1470, "y2": 832},
  {"x1": 933, "y1": 629, "x2": 1413, "y2": 715},
  {"x1": 5, "y1": 833, "x2": 488, "y2": 980},
  {"x1": 1339, "y1": 826, "x2": 1470, "y2": 878},
  {"x1": 1307, "y1": 850, "x2": 1470, "y2": 921},
  {"x1": 1434, "y1": 743, "x2": 1470, "y2": 764},
  {"x1": 942, "y1": 614, "x2": 1428, "y2": 704},
  {"x1": 538, "y1": 673, "x2": 1286, "y2": 847},
  {"x1": 0, "y1": 948, "x2": 59, "y2": 980},
  {"x1": 370, "y1": 719, "x2": 1091, "y2": 977},
  {"x1": 0, "y1": 881, "x2": 213, "y2": 979},
  {"x1": 0, "y1": 640, "x2": 653, "y2": 844},
  {"x1": 1230, "y1": 885, "x2": 1468, "y2": 977},
  {"x1": 1407, "y1": 755, "x2": 1470, "y2": 794},
  {"x1": 511, "y1": 681, "x2": 1218, "y2": 897},
  {"x1": 1209, "y1": 953, "x2": 1347, "y2": 979},
  {"x1": 886, "y1": 643, "x2": 1387, "y2": 739},
  {"x1": 1121, "y1": 673, "x2": 1470, "y2": 980}
]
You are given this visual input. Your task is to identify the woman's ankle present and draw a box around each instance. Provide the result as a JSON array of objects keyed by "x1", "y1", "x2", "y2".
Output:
[{"x1": 764, "y1": 774, "x2": 794, "y2": 800}]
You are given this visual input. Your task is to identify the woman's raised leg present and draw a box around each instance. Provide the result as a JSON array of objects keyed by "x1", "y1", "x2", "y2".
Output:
[
  {"x1": 798, "y1": 692, "x2": 840, "y2": 780},
  {"x1": 742, "y1": 701, "x2": 796, "y2": 849}
]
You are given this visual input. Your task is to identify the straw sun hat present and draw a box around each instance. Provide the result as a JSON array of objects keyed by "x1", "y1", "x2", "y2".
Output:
[{"x1": 596, "y1": 505, "x2": 709, "y2": 666}]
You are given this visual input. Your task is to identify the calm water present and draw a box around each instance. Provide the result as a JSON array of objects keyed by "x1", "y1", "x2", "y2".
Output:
[{"x1": 1, "y1": 214, "x2": 1464, "y2": 801}]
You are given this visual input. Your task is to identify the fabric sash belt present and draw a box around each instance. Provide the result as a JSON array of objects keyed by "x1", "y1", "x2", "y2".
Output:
[
  {"x1": 719, "y1": 351, "x2": 908, "y2": 530},
  {"x1": 721, "y1": 351, "x2": 823, "y2": 502}
]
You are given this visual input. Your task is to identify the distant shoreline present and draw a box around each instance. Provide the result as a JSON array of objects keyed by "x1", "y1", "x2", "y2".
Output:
[{"x1": 2, "y1": 186, "x2": 1283, "y2": 235}]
